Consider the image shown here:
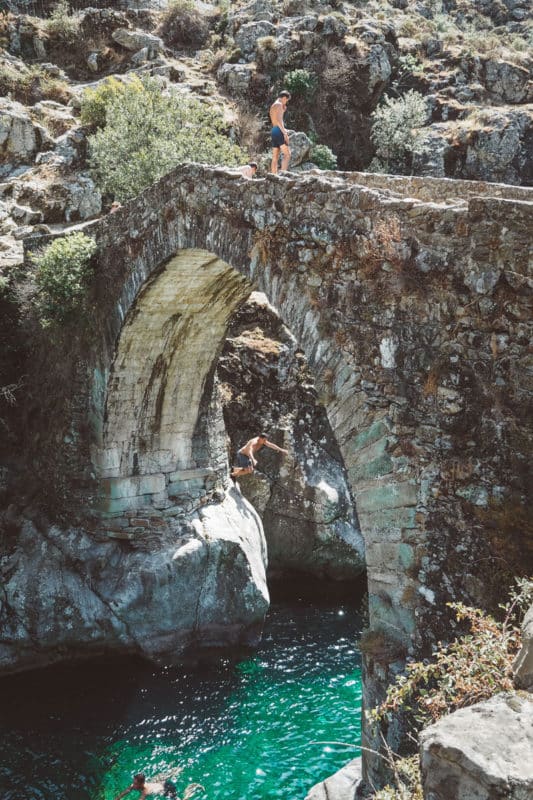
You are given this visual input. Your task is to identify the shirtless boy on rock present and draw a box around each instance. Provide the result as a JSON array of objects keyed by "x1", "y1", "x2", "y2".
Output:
[{"x1": 231, "y1": 433, "x2": 288, "y2": 479}]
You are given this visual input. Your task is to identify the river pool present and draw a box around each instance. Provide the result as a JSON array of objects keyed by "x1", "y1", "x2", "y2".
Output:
[{"x1": 0, "y1": 595, "x2": 363, "y2": 800}]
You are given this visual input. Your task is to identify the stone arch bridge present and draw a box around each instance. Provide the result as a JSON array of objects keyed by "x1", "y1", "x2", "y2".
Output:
[{"x1": 27, "y1": 164, "x2": 532, "y2": 661}]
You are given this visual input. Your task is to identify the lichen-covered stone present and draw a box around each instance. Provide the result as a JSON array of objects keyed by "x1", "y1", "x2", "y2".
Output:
[
  {"x1": 0, "y1": 489, "x2": 268, "y2": 674},
  {"x1": 420, "y1": 693, "x2": 533, "y2": 800}
]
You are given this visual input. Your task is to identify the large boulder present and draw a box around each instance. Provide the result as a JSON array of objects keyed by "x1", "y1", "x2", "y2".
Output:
[
  {"x1": 217, "y1": 63, "x2": 256, "y2": 96},
  {"x1": 112, "y1": 27, "x2": 164, "y2": 54},
  {"x1": 11, "y1": 168, "x2": 102, "y2": 223},
  {"x1": 0, "y1": 99, "x2": 52, "y2": 164},
  {"x1": 513, "y1": 602, "x2": 533, "y2": 691},
  {"x1": 234, "y1": 20, "x2": 277, "y2": 58},
  {"x1": 482, "y1": 58, "x2": 532, "y2": 104},
  {"x1": 420, "y1": 692, "x2": 533, "y2": 800},
  {"x1": 288, "y1": 130, "x2": 312, "y2": 166},
  {"x1": 0, "y1": 489, "x2": 269, "y2": 675}
]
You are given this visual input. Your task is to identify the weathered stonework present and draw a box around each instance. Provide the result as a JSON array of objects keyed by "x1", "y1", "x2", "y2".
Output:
[{"x1": 19, "y1": 163, "x2": 533, "y2": 785}]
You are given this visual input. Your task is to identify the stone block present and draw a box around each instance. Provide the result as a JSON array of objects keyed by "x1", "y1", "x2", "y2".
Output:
[
  {"x1": 102, "y1": 473, "x2": 166, "y2": 499},
  {"x1": 305, "y1": 756, "x2": 363, "y2": 799},
  {"x1": 168, "y1": 478, "x2": 205, "y2": 497},
  {"x1": 349, "y1": 453, "x2": 393, "y2": 482},
  {"x1": 365, "y1": 542, "x2": 401, "y2": 569},
  {"x1": 168, "y1": 467, "x2": 215, "y2": 482},
  {"x1": 357, "y1": 482, "x2": 418, "y2": 513},
  {"x1": 93, "y1": 493, "x2": 154, "y2": 514},
  {"x1": 350, "y1": 419, "x2": 390, "y2": 452},
  {"x1": 420, "y1": 692, "x2": 533, "y2": 799}
]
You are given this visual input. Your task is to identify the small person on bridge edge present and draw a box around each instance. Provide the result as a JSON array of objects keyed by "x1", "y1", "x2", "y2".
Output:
[
  {"x1": 269, "y1": 90, "x2": 291, "y2": 174},
  {"x1": 231, "y1": 432, "x2": 288, "y2": 479}
]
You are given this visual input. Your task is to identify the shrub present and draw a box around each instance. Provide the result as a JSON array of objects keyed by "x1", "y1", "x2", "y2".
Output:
[
  {"x1": 88, "y1": 77, "x2": 246, "y2": 202},
  {"x1": 33, "y1": 232, "x2": 97, "y2": 327},
  {"x1": 158, "y1": 0, "x2": 209, "y2": 49},
  {"x1": 0, "y1": 62, "x2": 71, "y2": 105},
  {"x1": 80, "y1": 77, "x2": 132, "y2": 128},
  {"x1": 370, "y1": 90, "x2": 427, "y2": 175},
  {"x1": 368, "y1": 578, "x2": 533, "y2": 731},
  {"x1": 46, "y1": 0, "x2": 80, "y2": 43},
  {"x1": 310, "y1": 143, "x2": 337, "y2": 170},
  {"x1": 374, "y1": 755, "x2": 423, "y2": 800},
  {"x1": 283, "y1": 68, "x2": 317, "y2": 98}
]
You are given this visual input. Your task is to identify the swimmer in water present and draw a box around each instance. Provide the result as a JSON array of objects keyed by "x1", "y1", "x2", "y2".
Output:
[{"x1": 114, "y1": 773, "x2": 203, "y2": 800}]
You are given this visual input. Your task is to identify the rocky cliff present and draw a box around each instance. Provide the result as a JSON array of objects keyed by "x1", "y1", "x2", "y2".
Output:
[{"x1": 218, "y1": 292, "x2": 366, "y2": 582}]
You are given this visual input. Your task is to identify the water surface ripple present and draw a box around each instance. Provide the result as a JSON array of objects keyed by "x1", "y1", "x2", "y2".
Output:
[{"x1": 0, "y1": 600, "x2": 362, "y2": 800}]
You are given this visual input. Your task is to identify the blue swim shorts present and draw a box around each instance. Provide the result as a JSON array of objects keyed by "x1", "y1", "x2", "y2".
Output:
[
  {"x1": 271, "y1": 126, "x2": 285, "y2": 147},
  {"x1": 236, "y1": 452, "x2": 253, "y2": 468}
]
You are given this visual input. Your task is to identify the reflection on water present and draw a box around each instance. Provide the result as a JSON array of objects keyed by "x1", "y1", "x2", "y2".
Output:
[{"x1": 0, "y1": 599, "x2": 363, "y2": 800}]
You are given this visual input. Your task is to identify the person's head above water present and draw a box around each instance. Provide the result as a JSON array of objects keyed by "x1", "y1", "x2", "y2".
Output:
[
  {"x1": 133, "y1": 774, "x2": 146, "y2": 788},
  {"x1": 278, "y1": 90, "x2": 291, "y2": 101}
]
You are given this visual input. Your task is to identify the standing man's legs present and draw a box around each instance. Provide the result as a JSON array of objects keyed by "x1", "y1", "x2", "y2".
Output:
[
  {"x1": 280, "y1": 143, "x2": 291, "y2": 171},
  {"x1": 271, "y1": 146, "x2": 280, "y2": 174}
]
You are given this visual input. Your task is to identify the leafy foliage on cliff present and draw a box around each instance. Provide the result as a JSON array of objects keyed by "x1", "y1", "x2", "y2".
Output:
[
  {"x1": 32, "y1": 232, "x2": 97, "y2": 327},
  {"x1": 370, "y1": 90, "x2": 428, "y2": 175},
  {"x1": 88, "y1": 77, "x2": 246, "y2": 201},
  {"x1": 369, "y1": 578, "x2": 533, "y2": 731},
  {"x1": 80, "y1": 76, "x2": 131, "y2": 129}
]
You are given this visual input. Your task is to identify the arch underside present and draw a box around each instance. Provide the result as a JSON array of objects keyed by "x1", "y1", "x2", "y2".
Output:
[{"x1": 94, "y1": 249, "x2": 252, "y2": 509}]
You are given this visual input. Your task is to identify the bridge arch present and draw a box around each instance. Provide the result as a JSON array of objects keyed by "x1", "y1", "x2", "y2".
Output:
[{"x1": 83, "y1": 163, "x2": 531, "y2": 670}]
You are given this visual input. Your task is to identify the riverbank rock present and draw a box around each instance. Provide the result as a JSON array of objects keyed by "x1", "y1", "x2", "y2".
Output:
[
  {"x1": 305, "y1": 757, "x2": 364, "y2": 800},
  {"x1": 0, "y1": 489, "x2": 269, "y2": 675},
  {"x1": 419, "y1": 692, "x2": 533, "y2": 800}
]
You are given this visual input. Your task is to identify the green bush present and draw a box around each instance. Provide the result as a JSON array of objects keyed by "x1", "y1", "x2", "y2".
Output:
[
  {"x1": 370, "y1": 90, "x2": 427, "y2": 175},
  {"x1": 88, "y1": 77, "x2": 246, "y2": 202},
  {"x1": 310, "y1": 143, "x2": 337, "y2": 170},
  {"x1": 33, "y1": 232, "x2": 97, "y2": 327},
  {"x1": 80, "y1": 77, "x2": 132, "y2": 129},
  {"x1": 283, "y1": 68, "x2": 317, "y2": 98},
  {"x1": 46, "y1": 0, "x2": 80, "y2": 43}
]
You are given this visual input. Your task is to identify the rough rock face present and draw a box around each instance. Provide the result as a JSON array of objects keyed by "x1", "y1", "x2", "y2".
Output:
[
  {"x1": 11, "y1": 167, "x2": 102, "y2": 223},
  {"x1": 305, "y1": 757, "x2": 363, "y2": 800},
  {"x1": 513, "y1": 603, "x2": 533, "y2": 691},
  {"x1": 0, "y1": 488, "x2": 268, "y2": 675},
  {"x1": 419, "y1": 692, "x2": 533, "y2": 800},
  {"x1": 218, "y1": 293, "x2": 365, "y2": 581},
  {"x1": 0, "y1": 98, "x2": 52, "y2": 164}
]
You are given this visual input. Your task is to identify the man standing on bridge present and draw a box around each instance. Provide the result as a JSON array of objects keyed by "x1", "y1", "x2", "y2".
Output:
[
  {"x1": 231, "y1": 432, "x2": 288, "y2": 479},
  {"x1": 270, "y1": 90, "x2": 291, "y2": 174}
]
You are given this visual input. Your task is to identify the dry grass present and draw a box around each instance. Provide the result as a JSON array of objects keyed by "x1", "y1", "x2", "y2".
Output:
[{"x1": 0, "y1": 62, "x2": 72, "y2": 105}]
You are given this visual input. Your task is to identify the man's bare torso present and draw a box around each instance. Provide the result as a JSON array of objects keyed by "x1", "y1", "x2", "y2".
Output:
[
  {"x1": 269, "y1": 100, "x2": 285, "y2": 128},
  {"x1": 239, "y1": 437, "x2": 264, "y2": 455}
]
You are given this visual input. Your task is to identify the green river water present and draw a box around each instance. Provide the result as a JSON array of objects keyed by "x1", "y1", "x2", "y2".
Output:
[{"x1": 0, "y1": 596, "x2": 363, "y2": 800}]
